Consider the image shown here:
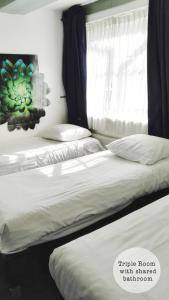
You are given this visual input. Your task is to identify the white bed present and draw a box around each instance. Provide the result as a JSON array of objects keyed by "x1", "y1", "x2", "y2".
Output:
[
  {"x1": 0, "y1": 136, "x2": 104, "y2": 175},
  {"x1": 1, "y1": 150, "x2": 169, "y2": 254},
  {"x1": 49, "y1": 195, "x2": 169, "y2": 300}
]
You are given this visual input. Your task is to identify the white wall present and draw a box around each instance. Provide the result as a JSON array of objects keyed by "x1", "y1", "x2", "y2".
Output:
[{"x1": 0, "y1": 8, "x2": 67, "y2": 141}]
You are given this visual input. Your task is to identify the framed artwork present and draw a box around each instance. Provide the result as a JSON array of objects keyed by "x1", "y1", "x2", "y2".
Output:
[{"x1": 0, "y1": 54, "x2": 50, "y2": 131}]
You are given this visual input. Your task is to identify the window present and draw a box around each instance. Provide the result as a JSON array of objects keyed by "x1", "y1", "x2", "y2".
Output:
[{"x1": 87, "y1": 7, "x2": 148, "y2": 138}]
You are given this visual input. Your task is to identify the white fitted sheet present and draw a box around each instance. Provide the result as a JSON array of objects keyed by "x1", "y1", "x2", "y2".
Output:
[
  {"x1": 1, "y1": 150, "x2": 169, "y2": 254},
  {"x1": 49, "y1": 195, "x2": 169, "y2": 300},
  {"x1": 0, "y1": 136, "x2": 104, "y2": 175}
]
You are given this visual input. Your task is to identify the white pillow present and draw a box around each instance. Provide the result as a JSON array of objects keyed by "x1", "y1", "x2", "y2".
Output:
[
  {"x1": 107, "y1": 134, "x2": 169, "y2": 165},
  {"x1": 40, "y1": 124, "x2": 91, "y2": 142}
]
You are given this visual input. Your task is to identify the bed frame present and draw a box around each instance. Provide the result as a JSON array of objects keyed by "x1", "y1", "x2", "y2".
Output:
[{"x1": 1, "y1": 187, "x2": 169, "y2": 299}]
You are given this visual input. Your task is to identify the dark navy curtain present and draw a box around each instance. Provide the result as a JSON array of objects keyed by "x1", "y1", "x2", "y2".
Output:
[
  {"x1": 62, "y1": 5, "x2": 88, "y2": 128},
  {"x1": 148, "y1": 0, "x2": 169, "y2": 138}
]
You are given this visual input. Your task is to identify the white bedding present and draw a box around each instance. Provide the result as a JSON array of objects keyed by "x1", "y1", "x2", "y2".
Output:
[
  {"x1": 1, "y1": 150, "x2": 169, "y2": 254},
  {"x1": 0, "y1": 136, "x2": 104, "y2": 175},
  {"x1": 49, "y1": 195, "x2": 169, "y2": 300}
]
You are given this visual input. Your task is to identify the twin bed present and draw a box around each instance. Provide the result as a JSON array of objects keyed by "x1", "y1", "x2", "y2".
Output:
[
  {"x1": 0, "y1": 135, "x2": 104, "y2": 176},
  {"x1": 49, "y1": 195, "x2": 169, "y2": 300},
  {"x1": 1, "y1": 148, "x2": 169, "y2": 254},
  {"x1": 0, "y1": 127, "x2": 169, "y2": 299}
]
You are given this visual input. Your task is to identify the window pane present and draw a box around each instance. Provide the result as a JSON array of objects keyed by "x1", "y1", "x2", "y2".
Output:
[{"x1": 87, "y1": 8, "x2": 148, "y2": 138}]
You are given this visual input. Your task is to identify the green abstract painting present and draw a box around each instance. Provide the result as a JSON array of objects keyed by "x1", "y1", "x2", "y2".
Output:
[{"x1": 0, "y1": 54, "x2": 50, "y2": 131}]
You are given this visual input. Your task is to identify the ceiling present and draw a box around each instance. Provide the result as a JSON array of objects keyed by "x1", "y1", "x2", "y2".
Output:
[{"x1": 0, "y1": 0, "x2": 97, "y2": 14}]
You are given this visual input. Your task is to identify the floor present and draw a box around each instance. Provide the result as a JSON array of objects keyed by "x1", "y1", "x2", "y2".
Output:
[{"x1": 0, "y1": 248, "x2": 63, "y2": 300}]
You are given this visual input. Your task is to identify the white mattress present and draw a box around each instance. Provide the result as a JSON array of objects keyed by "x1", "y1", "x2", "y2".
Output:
[
  {"x1": 49, "y1": 195, "x2": 169, "y2": 300},
  {"x1": 1, "y1": 150, "x2": 169, "y2": 254},
  {"x1": 0, "y1": 136, "x2": 104, "y2": 175}
]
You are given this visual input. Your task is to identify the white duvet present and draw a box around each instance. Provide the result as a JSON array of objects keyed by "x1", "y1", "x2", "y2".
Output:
[
  {"x1": 0, "y1": 136, "x2": 104, "y2": 175},
  {"x1": 1, "y1": 150, "x2": 169, "y2": 254},
  {"x1": 49, "y1": 195, "x2": 169, "y2": 300}
]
